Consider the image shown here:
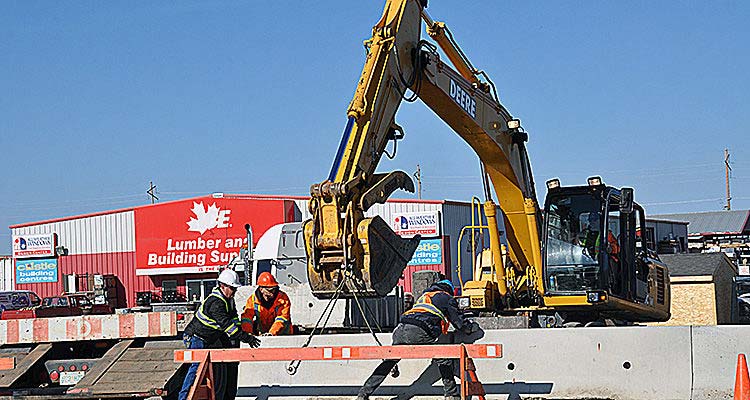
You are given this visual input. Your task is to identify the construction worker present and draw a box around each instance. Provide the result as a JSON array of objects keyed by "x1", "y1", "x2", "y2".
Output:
[
  {"x1": 357, "y1": 279, "x2": 479, "y2": 400},
  {"x1": 580, "y1": 212, "x2": 620, "y2": 261},
  {"x1": 240, "y1": 271, "x2": 293, "y2": 335},
  {"x1": 179, "y1": 269, "x2": 261, "y2": 400}
]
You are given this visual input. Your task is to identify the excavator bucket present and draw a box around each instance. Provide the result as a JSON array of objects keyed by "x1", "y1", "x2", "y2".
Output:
[
  {"x1": 358, "y1": 215, "x2": 421, "y2": 296},
  {"x1": 305, "y1": 216, "x2": 420, "y2": 299}
]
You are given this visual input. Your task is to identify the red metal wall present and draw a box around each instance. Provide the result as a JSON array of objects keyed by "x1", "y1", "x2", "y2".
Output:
[
  {"x1": 15, "y1": 197, "x2": 300, "y2": 307},
  {"x1": 14, "y1": 252, "x2": 225, "y2": 307}
]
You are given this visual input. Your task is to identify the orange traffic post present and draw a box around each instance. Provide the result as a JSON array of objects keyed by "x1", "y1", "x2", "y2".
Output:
[{"x1": 736, "y1": 354, "x2": 750, "y2": 400}]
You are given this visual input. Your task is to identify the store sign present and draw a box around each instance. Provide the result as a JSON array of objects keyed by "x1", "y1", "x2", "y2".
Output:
[
  {"x1": 12, "y1": 233, "x2": 56, "y2": 259},
  {"x1": 135, "y1": 197, "x2": 292, "y2": 275},
  {"x1": 16, "y1": 258, "x2": 58, "y2": 284},
  {"x1": 391, "y1": 211, "x2": 440, "y2": 238},
  {"x1": 408, "y1": 238, "x2": 442, "y2": 266}
]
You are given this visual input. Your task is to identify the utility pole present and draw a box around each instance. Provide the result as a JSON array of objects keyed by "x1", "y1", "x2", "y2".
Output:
[
  {"x1": 413, "y1": 164, "x2": 422, "y2": 199},
  {"x1": 147, "y1": 181, "x2": 159, "y2": 204},
  {"x1": 725, "y1": 149, "x2": 732, "y2": 210}
]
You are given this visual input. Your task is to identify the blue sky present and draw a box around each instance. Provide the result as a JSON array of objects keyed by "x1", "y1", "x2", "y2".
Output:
[{"x1": 1, "y1": 1, "x2": 748, "y2": 254}]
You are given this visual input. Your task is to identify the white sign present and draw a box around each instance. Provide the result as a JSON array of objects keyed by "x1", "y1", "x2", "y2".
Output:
[
  {"x1": 391, "y1": 211, "x2": 440, "y2": 238},
  {"x1": 12, "y1": 233, "x2": 56, "y2": 258},
  {"x1": 449, "y1": 79, "x2": 476, "y2": 118}
]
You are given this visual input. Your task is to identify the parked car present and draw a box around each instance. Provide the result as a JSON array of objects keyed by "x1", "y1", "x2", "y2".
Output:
[
  {"x1": 1, "y1": 293, "x2": 112, "y2": 320},
  {"x1": 0, "y1": 290, "x2": 42, "y2": 312}
]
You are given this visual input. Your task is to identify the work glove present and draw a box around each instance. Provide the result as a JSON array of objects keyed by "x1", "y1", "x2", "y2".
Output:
[
  {"x1": 239, "y1": 332, "x2": 261, "y2": 348},
  {"x1": 461, "y1": 320, "x2": 481, "y2": 335}
]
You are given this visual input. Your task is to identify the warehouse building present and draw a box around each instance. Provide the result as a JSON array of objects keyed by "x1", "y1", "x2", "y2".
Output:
[
  {"x1": 9, "y1": 194, "x2": 483, "y2": 307},
  {"x1": 654, "y1": 210, "x2": 750, "y2": 272},
  {"x1": 643, "y1": 218, "x2": 689, "y2": 254}
]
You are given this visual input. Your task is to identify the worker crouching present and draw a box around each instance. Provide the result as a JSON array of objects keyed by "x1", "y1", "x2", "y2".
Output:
[
  {"x1": 357, "y1": 279, "x2": 479, "y2": 400},
  {"x1": 240, "y1": 272, "x2": 293, "y2": 335},
  {"x1": 179, "y1": 269, "x2": 261, "y2": 400}
]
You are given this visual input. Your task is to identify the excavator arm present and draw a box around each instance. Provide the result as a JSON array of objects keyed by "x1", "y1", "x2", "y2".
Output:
[
  {"x1": 417, "y1": 12, "x2": 544, "y2": 299},
  {"x1": 304, "y1": 0, "x2": 543, "y2": 301}
]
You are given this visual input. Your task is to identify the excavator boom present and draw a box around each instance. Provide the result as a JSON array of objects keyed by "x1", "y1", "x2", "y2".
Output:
[
  {"x1": 304, "y1": 0, "x2": 542, "y2": 300},
  {"x1": 304, "y1": 0, "x2": 670, "y2": 325},
  {"x1": 303, "y1": 0, "x2": 426, "y2": 298}
]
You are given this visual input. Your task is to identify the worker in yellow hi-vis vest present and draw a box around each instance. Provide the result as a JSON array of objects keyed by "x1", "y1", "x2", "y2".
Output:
[{"x1": 179, "y1": 270, "x2": 260, "y2": 400}]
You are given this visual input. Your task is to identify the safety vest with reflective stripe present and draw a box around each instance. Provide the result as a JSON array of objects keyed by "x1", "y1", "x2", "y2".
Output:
[
  {"x1": 195, "y1": 287, "x2": 241, "y2": 337},
  {"x1": 241, "y1": 290, "x2": 292, "y2": 335},
  {"x1": 403, "y1": 291, "x2": 450, "y2": 334}
]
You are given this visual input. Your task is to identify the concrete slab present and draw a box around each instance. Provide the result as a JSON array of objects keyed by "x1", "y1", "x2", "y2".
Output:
[
  {"x1": 691, "y1": 326, "x2": 750, "y2": 400},
  {"x1": 235, "y1": 325, "x2": 701, "y2": 400}
]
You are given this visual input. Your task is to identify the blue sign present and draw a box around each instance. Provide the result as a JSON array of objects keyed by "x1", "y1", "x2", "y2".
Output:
[
  {"x1": 408, "y1": 239, "x2": 443, "y2": 266},
  {"x1": 15, "y1": 258, "x2": 58, "y2": 284}
]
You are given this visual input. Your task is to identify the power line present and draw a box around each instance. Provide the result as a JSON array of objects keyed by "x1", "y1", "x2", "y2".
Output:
[
  {"x1": 0, "y1": 193, "x2": 144, "y2": 209},
  {"x1": 146, "y1": 181, "x2": 159, "y2": 204},
  {"x1": 725, "y1": 148, "x2": 732, "y2": 210},
  {"x1": 642, "y1": 198, "x2": 724, "y2": 206}
]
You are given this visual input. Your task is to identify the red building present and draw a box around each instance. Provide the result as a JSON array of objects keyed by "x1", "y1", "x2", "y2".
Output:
[
  {"x1": 10, "y1": 194, "x2": 480, "y2": 307},
  {"x1": 10, "y1": 194, "x2": 299, "y2": 307}
]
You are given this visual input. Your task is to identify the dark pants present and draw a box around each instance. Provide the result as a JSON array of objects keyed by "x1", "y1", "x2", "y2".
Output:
[
  {"x1": 178, "y1": 335, "x2": 239, "y2": 400},
  {"x1": 358, "y1": 323, "x2": 458, "y2": 398}
]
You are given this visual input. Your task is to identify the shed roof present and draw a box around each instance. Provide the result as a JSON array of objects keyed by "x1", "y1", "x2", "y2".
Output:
[
  {"x1": 653, "y1": 210, "x2": 750, "y2": 236},
  {"x1": 659, "y1": 253, "x2": 737, "y2": 277}
]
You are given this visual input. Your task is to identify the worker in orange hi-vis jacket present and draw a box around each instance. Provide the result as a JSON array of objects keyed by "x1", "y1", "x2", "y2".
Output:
[{"x1": 240, "y1": 272, "x2": 293, "y2": 336}]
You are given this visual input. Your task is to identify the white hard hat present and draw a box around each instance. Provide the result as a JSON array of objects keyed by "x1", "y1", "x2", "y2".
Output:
[{"x1": 217, "y1": 269, "x2": 242, "y2": 288}]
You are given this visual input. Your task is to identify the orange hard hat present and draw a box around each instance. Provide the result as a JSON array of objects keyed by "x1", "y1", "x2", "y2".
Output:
[{"x1": 257, "y1": 272, "x2": 279, "y2": 287}]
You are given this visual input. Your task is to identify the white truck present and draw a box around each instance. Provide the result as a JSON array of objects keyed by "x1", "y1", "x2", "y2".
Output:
[{"x1": 235, "y1": 222, "x2": 404, "y2": 332}]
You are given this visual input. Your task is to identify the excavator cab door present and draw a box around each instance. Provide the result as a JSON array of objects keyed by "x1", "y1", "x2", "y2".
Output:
[{"x1": 542, "y1": 189, "x2": 608, "y2": 294}]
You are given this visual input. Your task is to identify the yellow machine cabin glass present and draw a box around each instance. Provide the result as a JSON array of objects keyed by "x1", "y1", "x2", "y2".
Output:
[{"x1": 544, "y1": 193, "x2": 605, "y2": 293}]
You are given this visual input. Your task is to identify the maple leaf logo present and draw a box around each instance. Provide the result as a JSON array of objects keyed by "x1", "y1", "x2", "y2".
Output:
[{"x1": 187, "y1": 202, "x2": 222, "y2": 234}]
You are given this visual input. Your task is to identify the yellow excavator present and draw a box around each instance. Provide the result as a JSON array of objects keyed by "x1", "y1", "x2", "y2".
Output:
[{"x1": 303, "y1": 0, "x2": 670, "y2": 327}]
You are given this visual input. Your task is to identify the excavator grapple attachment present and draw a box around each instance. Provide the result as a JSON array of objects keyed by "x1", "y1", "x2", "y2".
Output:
[{"x1": 304, "y1": 216, "x2": 420, "y2": 299}]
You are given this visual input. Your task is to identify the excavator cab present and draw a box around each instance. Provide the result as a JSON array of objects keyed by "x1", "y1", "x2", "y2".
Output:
[
  {"x1": 543, "y1": 182, "x2": 627, "y2": 297},
  {"x1": 459, "y1": 177, "x2": 670, "y2": 325},
  {"x1": 541, "y1": 178, "x2": 670, "y2": 322}
]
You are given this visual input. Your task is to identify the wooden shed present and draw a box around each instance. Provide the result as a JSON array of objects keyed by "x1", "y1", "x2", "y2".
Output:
[{"x1": 655, "y1": 253, "x2": 738, "y2": 325}]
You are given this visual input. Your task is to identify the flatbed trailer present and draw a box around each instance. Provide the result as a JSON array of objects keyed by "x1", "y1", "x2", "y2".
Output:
[{"x1": 0, "y1": 312, "x2": 187, "y2": 400}]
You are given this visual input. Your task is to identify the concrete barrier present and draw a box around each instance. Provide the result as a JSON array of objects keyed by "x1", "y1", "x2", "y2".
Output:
[{"x1": 234, "y1": 325, "x2": 750, "y2": 400}]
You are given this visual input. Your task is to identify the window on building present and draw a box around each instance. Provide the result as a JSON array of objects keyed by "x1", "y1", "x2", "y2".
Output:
[
  {"x1": 644, "y1": 227, "x2": 656, "y2": 251},
  {"x1": 162, "y1": 280, "x2": 178, "y2": 303},
  {"x1": 186, "y1": 279, "x2": 217, "y2": 302}
]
